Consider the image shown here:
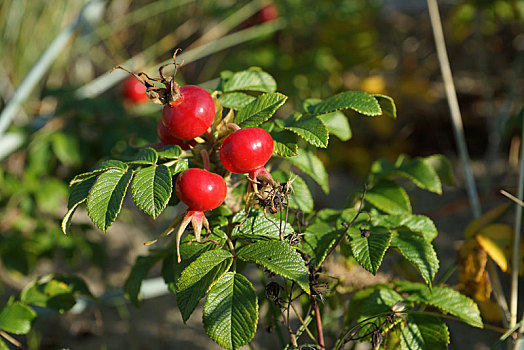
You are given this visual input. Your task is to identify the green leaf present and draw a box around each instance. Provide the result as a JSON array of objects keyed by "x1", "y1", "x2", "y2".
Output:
[
  {"x1": 87, "y1": 168, "x2": 133, "y2": 231},
  {"x1": 20, "y1": 274, "x2": 93, "y2": 313},
  {"x1": 69, "y1": 160, "x2": 128, "y2": 186},
  {"x1": 288, "y1": 150, "x2": 329, "y2": 194},
  {"x1": 203, "y1": 272, "x2": 258, "y2": 350},
  {"x1": 310, "y1": 91, "x2": 382, "y2": 116},
  {"x1": 302, "y1": 222, "x2": 341, "y2": 269},
  {"x1": 237, "y1": 241, "x2": 310, "y2": 294},
  {"x1": 0, "y1": 338, "x2": 8, "y2": 350},
  {"x1": 366, "y1": 179, "x2": 412, "y2": 214},
  {"x1": 231, "y1": 209, "x2": 294, "y2": 241},
  {"x1": 347, "y1": 226, "x2": 392, "y2": 275},
  {"x1": 391, "y1": 231, "x2": 439, "y2": 286},
  {"x1": 373, "y1": 94, "x2": 397, "y2": 118},
  {"x1": 359, "y1": 288, "x2": 403, "y2": 321},
  {"x1": 0, "y1": 302, "x2": 36, "y2": 335},
  {"x1": 62, "y1": 176, "x2": 97, "y2": 235},
  {"x1": 400, "y1": 317, "x2": 424, "y2": 350},
  {"x1": 131, "y1": 165, "x2": 172, "y2": 218},
  {"x1": 424, "y1": 286, "x2": 483, "y2": 328},
  {"x1": 175, "y1": 249, "x2": 233, "y2": 322},
  {"x1": 128, "y1": 147, "x2": 158, "y2": 165},
  {"x1": 223, "y1": 69, "x2": 277, "y2": 93},
  {"x1": 372, "y1": 158, "x2": 442, "y2": 194},
  {"x1": 411, "y1": 314, "x2": 449, "y2": 350},
  {"x1": 281, "y1": 114, "x2": 329, "y2": 148},
  {"x1": 51, "y1": 132, "x2": 81, "y2": 166},
  {"x1": 318, "y1": 111, "x2": 351, "y2": 141},
  {"x1": 271, "y1": 128, "x2": 298, "y2": 157},
  {"x1": 219, "y1": 92, "x2": 256, "y2": 109},
  {"x1": 271, "y1": 171, "x2": 313, "y2": 212},
  {"x1": 423, "y1": 154, "x2": 455, "y2": 186},
  {"x1": 168, "y1": 159, "x2": 188, "y2": 177},
  {"x1": 372, "y1": 214, "x2": 438, "y2": 242},
  {"x1": 157, "y1": 145, "x2": 183, "y2": 159},
  {"x1": 234, "y1": 93, "x2": 287, "y2": 127},
  {"x1": 124, "y1": 254, "x2": 163, "y2": 307}
]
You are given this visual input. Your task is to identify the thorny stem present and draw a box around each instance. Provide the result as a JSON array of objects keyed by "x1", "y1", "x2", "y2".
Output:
[
  {"x1": 313, "y1": 297, "x2": 325, "y2": 350},
  {"x1": 324, "y1": 185, "x2": 367, "y2": 263}
]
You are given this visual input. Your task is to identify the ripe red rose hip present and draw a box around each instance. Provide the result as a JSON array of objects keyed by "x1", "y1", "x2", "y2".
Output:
[
  {"x1": 157, "y1": 120, "x2": 196, "y2": 150},
  {"x1": 175, "y1": 168, "x2": 227, "y2": 212},
  {"x1": 162, "y1": 85, "x2": 215, "y2": 140},
  {"x1": 123, "y1": 76, "x2": 148, "y2": 103},
  {"x1": 220, "y1": 127, "x2": 274, "y2": 174}
]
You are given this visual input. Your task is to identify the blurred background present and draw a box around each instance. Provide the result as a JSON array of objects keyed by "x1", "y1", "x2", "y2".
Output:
[{"x1": 0, "y1": 0, "x2": 523, "y2": 348}]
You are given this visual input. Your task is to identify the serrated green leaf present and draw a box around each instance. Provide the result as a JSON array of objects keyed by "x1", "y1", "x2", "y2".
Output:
[
  {"x1": 310, "y1": 91, "x2": 382, "y2": 116},
  {"x1": 219, "y1": 92, "x2": 256, "y2": 109},
  {"x1": 373, "y1": 214, "x2": 438, "y2": 241},
  {"x1": 372, "y1": 158, "x2": 442, "y2": 194},
  {"x1": 272, "y1": 128, "x2": 298, "y2": 157},
  {"x1": 87, "y1": 169, "x2": 133, "y2": 231},
  {"x1": 302, "y1": 222, "x2": 341, "y2": 269},
  {"x1": 281, "y1": 114, "x2": 329, "y2": 148},
  {"x1": 0, "y1": 302, "x2": 36, "y2": 335},
  {"x1": 223, "y1": 69, "x2": 277, "y2": 93},
  {"x1": 128, "y1": 147, "x2": 158, "y2": 165},
  {"x1": 203, "y1": 272, "x2": 258, "y2": 350},
  {"x1": 20, "y1": 274, "x2": 93, "y2": 313},
  {"x1": 162, "y1": 237, "x2": 218, "y2": 294},
  {"x1": 358, "y1": 288, "x2": 403, "y2": 327},
  {"x1": 288, "y1": 150, "x2": 329, "y2": 194},
  {"x1": 176, "y1": 249, "x2": 233, "y2": 322},
  {"x1": 69, "y1": 160, "x2": 128, "y2": 186},
  {"x1": 168, "y1": 159, "x2": 188, "y2": 177},
  {"x1": 231, "y1": 209, "x2": 294, "y2": 240},
  {"x1": 62, "y1": 176, "x2": 97, "y2": 235},
  {"x1": 366, "y1": 179, "x2": 411, "y2": 214},
  {"x1": 131, "y1": 165, "x2": 171, "y2": 218},
  {"x1": 235, "y1": 93, "x2": 287, "y2": 127},
  {"x1": 411, "y1": 314, "x2": 449, "y2": 350},
  {"x1": 347, "y1": 226, "x2": 392, "y2": 275},
  {"x1": 237, "y1": 241, "x2": 310, "y2": 294},
  {"x1": 423, "y1": 154, "x2": 455, "y2": 186},
  {"x1": 391, "y1": 231, "x2": 439, "y2": 286},
  {"x1": 124, "y1": 254, "x2": 163, "y2": 307},
  {"x1": 157, "y1": 145, "x2": 183, "y2": 159},
  {"x1": 373, "y1": 94, "x2": 397, "y2": 118},
  {"x1": 272, "y1": 171, "x2": 313, "y2": 212},
  {"x1": 318, "y1": 111, "x2": 351, "y2": 141},
  {"x1": 424, "y1": 286, "x2": 483, "y2": 328},
  {"x1": 400, "y1": 317, "x2": 424, "y2": 350}
]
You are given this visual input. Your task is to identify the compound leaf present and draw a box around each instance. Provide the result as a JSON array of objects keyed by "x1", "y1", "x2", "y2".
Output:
[
  {"x1": 391, "y1": 231, "x2": 439, "y2": 287},
  {"x1": 281, "y1": 114, "x2": 329, "y2": 148},
  {"x1": 366, "y1": 179, "x2": 411, "y2": 214},
  {"x1": 310, "y1": 91, "x2": 381, "y2": 116},
  {"x1": 176, "y1": 249, "x2": 233, "y2": 323},
  {"x1": 62, "y1": 176, "x2": 97, "y2": 234},
  {"x1": 131, "y1": 165, "x2": 172, "y2": 218},
  {"x1": 237, "y1": 240, "x2": 310, "y2": 294},
  {"x1": 219, "y1": 92, "x2": 256, "y2": 109},
  {"x1": 235, "y1": 93, "x2": 287, "y2": 127},
  {"x1": 87, "y1": 168, "x2": 133, "y2": 231},
  {"x1": 223, "y1": 69, "x2": 277, "y2": 93},
  {"x1": 232, "y1": 210, "x2": 294, "y2": 241},
  {"x1": 203, "y1": 272, "x2": 258, "y2": 350},
  {"x1": 318, "y1": 111, "x2": 351, "y2": 141},
  {"x1": 347, "y1": 226, "x2": 392, "y2": 275},
  {"x1": 288, "y1": 150, "x2": 329, "y2": 194}
]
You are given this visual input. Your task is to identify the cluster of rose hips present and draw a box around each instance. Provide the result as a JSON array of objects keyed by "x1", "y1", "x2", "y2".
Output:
[{"x1": 118, "y1": 52, "x2": 277, "y2": 262}]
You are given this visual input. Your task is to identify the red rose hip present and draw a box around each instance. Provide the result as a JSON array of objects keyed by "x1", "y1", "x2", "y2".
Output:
[
  {"x1": 220, "y1": 127, "x2": 274, "y2": 174},
  {"x1": 123, "y1": 76, "x2": 148, "y2": 103},
  {"x1": 175, "y1": 168, "x2": 227, "y2": 212},
  {"x1": 157, "y1": 120, "x2": 196, "y2": 150},
  {"x1": 162, "y1": 85, "x2": 215, "y2": 140}
]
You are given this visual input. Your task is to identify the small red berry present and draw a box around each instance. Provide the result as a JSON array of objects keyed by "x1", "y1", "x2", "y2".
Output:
[
  {"x1": 220, "y1": 127, "x2": 274, "y2": 174},
  {"x1": 175, "y1": 168, "x2": 227, "y2": 212},
  {"x1": 162, "y1": 85, "x2": 215, "y2": 140},
  {"x1": 122, "y1": 76, "x2": 148, "y2": 103},
  {"x1": 157, "y1": 120, "x2": 196, "y2": 150}
]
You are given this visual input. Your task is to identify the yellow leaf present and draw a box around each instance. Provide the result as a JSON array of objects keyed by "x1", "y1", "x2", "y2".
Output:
[
  {"x1": 457, "y1": 239, "x2": 491, "y2": 301},
  {"x1": 464, "y1": 204, "x2": 510, "y2": 239},
  {"x1": 475, "y1": 223, "x2": 513, "y2": 272}
]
